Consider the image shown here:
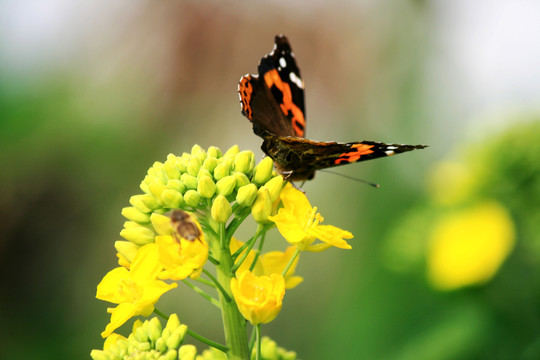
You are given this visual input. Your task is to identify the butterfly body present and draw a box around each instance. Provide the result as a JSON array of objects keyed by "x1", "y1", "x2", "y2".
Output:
[{"x1": 238, "y1": 35, "x2": 427, "y2": 181}]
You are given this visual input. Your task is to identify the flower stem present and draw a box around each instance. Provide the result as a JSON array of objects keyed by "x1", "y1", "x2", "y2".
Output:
[
  {"x1": 211, "y1": 226, "x2": 250, "y2": 360},
  {"x1": 186, "y1": 328, "x2": 229, "y2": 353},
  {"x1": 181, "y1": 279, "x2": 221, "y2": 308},
  {"x1": 255, "y1": 324, "x2": 261, "y2": 360},
  {"x1": 281, "y1": 248, "x2": 301, "y2": 277}
]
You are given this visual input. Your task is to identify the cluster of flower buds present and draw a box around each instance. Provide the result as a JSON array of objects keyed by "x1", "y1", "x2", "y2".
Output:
[
  {"x1": 116, "y1": 145, "x2": 284, "y2": 263},
  {"x1": 91, "y1": 314, "x2": 189, "y2": 360}
]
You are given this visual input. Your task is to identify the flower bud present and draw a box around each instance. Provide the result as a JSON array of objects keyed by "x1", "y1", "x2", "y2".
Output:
[
  {"x1": 216, "y1": 175, "x2": 236, "y2": 197},
  {"x1": 166, "y1": 179, "x2": 185, "y2": 193},
  {"x1": 253, "y1": 156, "x2": 274, "y2": 185},
  {"x1": 234, "y1": 172, "x2": 250, "y2": 189},
  {"x1": 164, "y1": 313, "x2": 181, "y2": 333},
  {"x1": 148, "y1": 182, "x2": 166, "y2": 199},
  {"x1": 187, "y1": 157, "x2": 202, "y2": 177},
  {"x1": 191, "y1": 144, "x2": 206, "y2": 158},
  {"x1": 114, "y1": 240, "x2": 140, "y2": 263},
  {"x1": 211, "y1": 194, "x2": 232, "y2": 223},
  {"x1": 163, "y1": 350, "x2": 178, "y2": 360},
  {"x1": 161, "y1": 189, "x2": 184, "y2": 208},
  {"x1": 251, "y1": 187, "x2": 272, "y2": 223},
  {"x1": 202, "y1": 157, "x2": 218, "y2": 173},
  {"x1": 140, "y1": 193, "x2": 160, "y2": 211},
  {"x1": 164, "y1": 162, "x2": 180, "y2": 180},
  {"x1": 178, "y1": 345, "x2": 197, "y2": 360},
  {"x1": 180, "y1": 173, "x2": 198, "y2": 190},
  {"x1": 265, "y1": 175, "x2": 284, "y2": 202},
  {"x1": 234, "y1": 150, "x2": 255, "y2": 174},
  {"x1": 166, "y1": 325, "x2": 188, "y2": 350},
  {"x1": 236, "y1": 183, "x2": 258, "y2": 207},
  {"x1": 129, "y1": 194, "x2": 153, "y2": 213},
  {"x1": 120, "y1": 226, "x2": 155, "y2": 245},
  {"x1": 151, "y1": 213, "x2": 174, "y2": 235},
  {"x1": 197, "y1": 175, "x2": 216, "y2": 198},
  {"x1": 207, "y1": 146, "x2": 222, "y2": 158},
  {"x1": 213, "y1": 163, "x2": 230, "y2": 180},
  {"x1": 183, "y1": 190, "x2": 201, "y2": 207},
  {"x1": 121, "y1": 207, "x2": 151, "y2": 224},
  {"x1": 224, "y1": 144, "x2": 240, "y2": 157}
]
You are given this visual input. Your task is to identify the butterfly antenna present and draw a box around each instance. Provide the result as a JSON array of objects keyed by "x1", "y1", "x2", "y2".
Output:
[{"x1": 319, "y1": 169, "x2": 380, "y2": 188}]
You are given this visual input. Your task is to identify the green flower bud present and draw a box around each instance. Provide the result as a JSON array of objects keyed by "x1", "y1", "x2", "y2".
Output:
[
  {"x1": 265, "y1": 175, "x2": 284, "y2": 202},
  {"x1": 147, "y1": 317, "x2": 162, "y2": 342},
  {"x1": 251, "y1": 187, "x2": 272, "y2": 223},
  {"x1": 176, "y1": 157, "x2": 188, "y2": 173},
  {"x1": 129, "y1": 194, "x2": 153, "y2": 213},
  {"x1": 197, "y1": 175, "x2": 216, "y2": 198},
  {"x1": 211, "y1": 194, "x2": 232, "y2": 223},
  {"x1": 164, "y1": 162, "x2": 180, "y2": 180},
  {"x1": 180, "y1": 173, "x2": 198, "y2": 190},
  {"x1": 191, "y1": 144, "x2": 206, "y2": 158},
  {"x1": 187, "y1": 157, "x2": 202, "y2": 177},
  {"x1": 140, "y1": 179, "x2": 150, "y2": 193},
  {"x1": 164, "y1": 314, "x2": 181, "y2": 334},
  {"x1": 122, "y1": 207, "x2": 151, "y2": 224},
  {"x1": 155, "y1": 337, "x2": 167, "y2": 353},
  {"x1": 207, "y1": 146, "x2": 222, "y2": 158},
  {"x1": 224, "y1": 144, "x2": 240, "y2": 157},
  {"x1": 202, "y1": 157, "x2": 218, "y2": 173},
  {"x1": 234, "y1": 150, "x2": 255, "y2": 174},
  {"x1": 167, "y1": 179, "x2": 186, "y2": 193},
  {"x1": 213, "y1": 163, "x2": 230, "y2": 180},
  {"x1": 261, "y1": 336, "x2": 278, "y2": 359},
  {"x1": 234, "y1": 172, "x2": 250, "y2": 189},
  {"x1": 253, "y1": 156, "x2": 274, "y2": 185},
  {"x1": 216, "y1": 175, "x2": 236, "y2": 196},
  {"x1": 184, "y1": 190, "x2": 201, "y2": 207},
  {"x1": 150, "y1": 161, "x2": 166, "y2": 181},
  {"x1": 161, "y1": 189, "x2": 184, "y2": 208},
  {"x1": 120, "y1": 226, "x2": 155, "y2": 245},
  {"x1": 179, "y1": 345, "x2": 197, "y2": 360},
  {"x1": 236, "y1": 183, "x2": 258, "y2": 207},
  {"x1": 139, "y1": 193, "x2": 160, "y2": 211},
  {"x1": 151, "y1": 213, "x2": 174, "y2": 235},
  {"x1": 148, "y1": 182, "x2": 166, "y2": 199},
  {"x1": 135, "y1": 325, "x2": 149, "y2": 343},
  {"x1": 197, "y1": 168, "x2": 212, "y2": 180},
  {"x1": 163, "y1": 349, "x2": 178, "y2": 360},
  {"x1": 166, "y1": 324, "x2": 188, "y2": 350},
  {"x1": 114, "y1": 240, "x2": 140, "y2": 262}
]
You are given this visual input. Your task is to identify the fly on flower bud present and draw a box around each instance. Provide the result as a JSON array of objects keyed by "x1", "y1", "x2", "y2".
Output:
[{"x1": 170, "y1": 210, "x2": 201, "y2": 242}]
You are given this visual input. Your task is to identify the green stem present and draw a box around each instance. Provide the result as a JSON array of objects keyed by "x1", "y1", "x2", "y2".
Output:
[
  {"x1": 255, "y1": 324, "x2": 261, "y2": 360},
  {"x1": 210, "y1": 226, "x2": 250, "y2": 360},
  {"x1": 232, "y1": 225, "x2": 264, "y2": 273},
  {"x1": 250, "y1": 226, "x2": 268, "y2": 271},
  {"x1": 203, "y1": 268, "x2": 231, "y2": 303},
  {"x1": 281, "y1": 248, "x2": 301, "y2": 277},
  {"x1": 186, "y1": 328, "x2": 229, "y2": 353},
  {"x1": 182, "y1": 279, "x2": 221, "y2": 309}
]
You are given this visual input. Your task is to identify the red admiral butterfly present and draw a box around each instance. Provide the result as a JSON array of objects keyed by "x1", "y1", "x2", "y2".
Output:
[{"x1": 238, "y1": 35, "x2": 427, "y2": 181}]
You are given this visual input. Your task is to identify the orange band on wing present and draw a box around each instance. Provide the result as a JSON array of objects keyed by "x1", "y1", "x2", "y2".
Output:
[
  {"x1": 334, "y1": 144, "x2": 374, "y2": 165},
  {"x1": 239, "y1": 76, "x2": 254, "y2": 120},
  {"x1": 264, "y1": 69, "x2": 305, "y2": 136}
]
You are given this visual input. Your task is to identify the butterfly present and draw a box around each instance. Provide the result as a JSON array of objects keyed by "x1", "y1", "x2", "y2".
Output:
[{"x1": 238, "y1": 34, "x2": 427, "y2": 181}]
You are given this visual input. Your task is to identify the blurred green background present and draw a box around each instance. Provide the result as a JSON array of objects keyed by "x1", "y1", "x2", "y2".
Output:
[{"x1": 2, "y1": 1, "x2": 540, "y2": 359}]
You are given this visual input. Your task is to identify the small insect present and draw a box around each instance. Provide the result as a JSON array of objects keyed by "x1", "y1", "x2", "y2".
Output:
[{"x1": 170, "y1": 210, "x2": 201, "y2": 242}]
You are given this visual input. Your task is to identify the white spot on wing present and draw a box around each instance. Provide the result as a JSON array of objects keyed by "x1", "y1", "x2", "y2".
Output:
[
  {"x1": 387, "y1": 146, "x2": 398, "y2": 150},
  {"x1": 279, "y1": 57, "x2": 287, "y2": 68},
  {"x1": 289, "y1": 72, "x2": 304, "y2": 89},
  {"x1": 385, "y1": 150, "x2": 395, "y2": 156}
]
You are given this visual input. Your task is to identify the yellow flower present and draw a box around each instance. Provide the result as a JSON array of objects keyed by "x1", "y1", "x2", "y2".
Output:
[
  {"x1": 230, "y1": 270, "x2": 285, "y2": 325},
  {"x1": 259, "y1": 247, "x2": 303, "y2": 289},
  {"x1": 268, "y1": 183, "x2": 353, "y2": 251},
  {"x1": 427, "y1": 201, "x2": 516, "y2": 290},
  {"x1": 155, "y1": 235, "x2": 209, "y2": 280},
  {"x1": 96, "y1": 244, "x2": 177, "y2": 337}
]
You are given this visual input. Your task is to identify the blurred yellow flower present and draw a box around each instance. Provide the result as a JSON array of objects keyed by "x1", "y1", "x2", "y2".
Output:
[
  {"x1": 268, "y1": 183, "x2": 353, "y2": 251},
  {"x1": 155, "y1": 234, "x2": 209, "y2": 280},
  {"x1": 230, "y1": 270, "x2": 285, "y2": 325},
  {"x1": 96, "y1": 244, "x2": 177, "y2": 337},
  {"x1": 427, "y1": 201, "x2": 516, "y2": 290}
]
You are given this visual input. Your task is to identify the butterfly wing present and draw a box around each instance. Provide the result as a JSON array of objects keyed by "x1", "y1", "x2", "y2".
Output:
[
  {"x1": 261, "y1": 133, "x2": 427, "y2": 180},
  {"x1": 238, "y1": 35, "x2": 306, "y2": 138}
]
